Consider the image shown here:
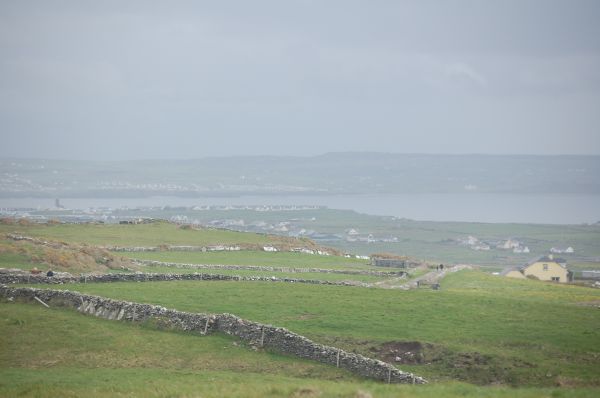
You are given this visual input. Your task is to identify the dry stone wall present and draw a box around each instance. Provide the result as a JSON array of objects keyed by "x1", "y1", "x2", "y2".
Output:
[
  {"x1": 0, "y1": 272, "x2": 369, "y2": 288},
  {"x1": 136, "y1": 259, "x2": 405, "y2": 277},
  {"x1": 0, "y1": 285, "x2": 426, "y2": 384}
]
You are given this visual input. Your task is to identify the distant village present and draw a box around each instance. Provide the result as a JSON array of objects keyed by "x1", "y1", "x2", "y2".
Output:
[
  {"x1": 455, "y1": 235, "x2": 575, "y2": 256},
  {"x1": 0, "y1": 205, "x2": 583, "y2": 256},
  {"x1": 2, "y1": 203, "x2": 597, "y2": 280}
]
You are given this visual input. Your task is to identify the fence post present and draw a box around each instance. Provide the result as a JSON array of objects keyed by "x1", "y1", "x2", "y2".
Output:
[{"x1": 34, "y1": 296, "x2": 50, "y2": 308}]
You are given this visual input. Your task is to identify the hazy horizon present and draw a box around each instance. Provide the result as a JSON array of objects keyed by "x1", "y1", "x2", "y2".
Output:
[
  {"x1": 2, "y1": 151, "x2": 600, "y2": 162},
  {"x1": 1, "y1": 1, "x2": 600, "y2": 160}
]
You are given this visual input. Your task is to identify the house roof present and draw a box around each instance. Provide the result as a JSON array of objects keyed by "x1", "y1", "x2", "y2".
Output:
[
  {"x1": 536, "y1": 255, "x2": 567, "y2": 264},
  {"x1": 523, "y1": 255, "x2": 568, "y2": 270},
  {"x1": 500, "y1": 267, "x2": 523, "y2": 276}
]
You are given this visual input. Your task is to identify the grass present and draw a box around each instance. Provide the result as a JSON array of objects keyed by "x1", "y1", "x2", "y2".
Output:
[
  {"x1": 2, "y1": 302, "x2": 599, "y2": 397},
  {"x1": 0, "y1": 237, "x2": 138, "y2": 274},
  {"x1": 106, "y1": 207, "x2": 600, "y2": 266},
  {"x1": 0, "y1": 221, "x2": 305, "y2": 247},
  {"x1": 0, "y1": 234, "x2": 391, "y2": 282},
  {"x1": 30, "y1": 270, "x2": 600, "y2": 387},
  {"x1": 129, "y1": 266, "x2": 387, "y2": 283},
  {"x1": 2, "y1": 220, "x2": 600, "y2": 395},
  {"x1": 0, "y1": 252, "x2": 37, "y2": 270},
  {"x1": 119, "y1": 249, "x2": 372, "y2": 269}
]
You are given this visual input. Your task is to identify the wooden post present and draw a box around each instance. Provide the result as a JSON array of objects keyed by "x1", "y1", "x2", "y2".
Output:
[
  {"x1": 260, "y1": 327, "x2": 265, "y2": 347},
  {"x1": 387, "y1": 368, "x2": 392, "y2": 384},
  {"x1": 336, "y1": 350, "x2": 340, "y2": 367},
  {"x1": 203, "y1": 318, "x2": 209, "y2": 335},
  {"x1": 34, "y1": 296, "x2": 50, "y2": 308}
]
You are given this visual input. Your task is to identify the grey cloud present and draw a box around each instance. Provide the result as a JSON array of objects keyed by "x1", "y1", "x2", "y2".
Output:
[{"x1": 0, "y1": 1, "x2": 599, "y2": 160}]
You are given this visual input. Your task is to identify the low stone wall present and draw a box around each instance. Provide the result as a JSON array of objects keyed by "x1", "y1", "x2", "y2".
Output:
[
  {"x1": 136, "y1": 259, "x2": 405, "y2": 277},
  {"x1": 0, "y1": 272, "x2": 369, "y2": 288},
  {"x1": 104, "y1": 246, "x2": 160, "y2": 252},
  {"x1": 0, "y1": 285, "x2": 426, "y2": 384}
]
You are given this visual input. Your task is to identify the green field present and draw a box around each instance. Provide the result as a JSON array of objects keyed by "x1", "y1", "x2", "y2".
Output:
[
  {"x1": 0, "y1": 221, "x2": 305, "y2": 248},
  {"x1": 2, "y1": 221, "x2": 600, "y2": 396},
  {"x1": 129, "y1": 266, "x2": 387, "y2": 283},
  {"x1": 121, "y1": 250, "x2": 373, "y2": 270},
  {"x1": 0, "y1": 252, "x2": 37, "y2": 270},
  {"x1": 0, "y1": 249, "x2": 386, "y2": 283},
  {"x1": 2, "y1": 294, "x2": 599, "y2": 397},
  {"x1": 98, "y1": 207, "x2": 600, "y2": 266},
  {"x1": 27, "y1": 270, "x2": 600, "y2": 388},
  {"x1": 5, "y1": 215, "x2": 599, "y2": 270}
]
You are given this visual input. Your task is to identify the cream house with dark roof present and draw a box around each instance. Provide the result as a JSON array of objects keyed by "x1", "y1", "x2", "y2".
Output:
[{"x1": 503, "y1": 255, "x2": 573, "y2": 283}]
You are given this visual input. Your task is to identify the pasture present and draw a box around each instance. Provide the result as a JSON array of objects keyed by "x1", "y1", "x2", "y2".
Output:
[
  {"x1": 1, "y1": 221, "x2": 599, "y2": 396},
  {"x1": 25, "y1": 270, "x2": 600, "y2": 388}
]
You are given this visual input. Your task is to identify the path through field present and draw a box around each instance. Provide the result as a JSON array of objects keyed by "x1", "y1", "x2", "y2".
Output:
[{"x1": 370, "y1": 264, "x2": 473, "y2": 290}]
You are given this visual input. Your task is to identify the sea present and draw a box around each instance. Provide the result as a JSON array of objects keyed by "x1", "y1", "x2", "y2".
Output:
[{"x1": 1, "y1": 193, "x2": 599, "y2": 225}]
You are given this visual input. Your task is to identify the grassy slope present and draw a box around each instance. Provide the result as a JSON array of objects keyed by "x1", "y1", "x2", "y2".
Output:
[
  {"x1": 2, "y1": 222, "x2": 599, "y2": 395},
  {"x1": 0, "y1": 222, "x2": 392, "y2": 281},
  {"x1": 0, "y1": 252, "x2": 37, "y2": 270},
  {"x1": 0, "y1": 250, "x2": 384, "y2": 282},
  {"x1": 4, "y1": 215, "x2": 599, "y2": 269},
  {"x1": 112, "y1": 207, "x2": 600, "y2": 265},
  {"x1": 332, "y1": 219, "x2": 600, "y2": 267},
  {"x1": 1, "y1": 302, "x2": 598, "y2": 398},
  {"x1": 0, "y1": 222, "x2": 389, "y2": 279},
  {"x1": 120, "y1": 250, "x2": 373, "y2": 269},
  {"x1": 128, "y1": 266, "x2": 386, "y2": 283},
  {"x1": 0, "y1": 221, "x2": 302, "y2": 247},
  {"x1": 33, "y1": 270, "x2": 600, "y2": 387}
]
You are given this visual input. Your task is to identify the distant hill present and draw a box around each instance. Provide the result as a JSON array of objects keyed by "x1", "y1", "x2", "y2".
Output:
[{"x1": 1, "y1": 153, "x2": 599, "y2": 197}]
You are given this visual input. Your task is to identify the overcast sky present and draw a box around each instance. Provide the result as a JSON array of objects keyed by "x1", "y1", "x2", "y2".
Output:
[{"x1": 1, "y1": 0, "x2": 599, "y2": 160}]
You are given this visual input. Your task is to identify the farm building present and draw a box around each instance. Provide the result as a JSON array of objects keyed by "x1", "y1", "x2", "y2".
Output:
[
  {"x1": 500, "y1": 267, "x2": 527, "y2": 279},
  {"x1": 581, "y1": 270, "x2": 600, "y2": 280},
  {"x1": 503, "y1": 255, "x2": 573, "y2": 283},
  {"x1": 371, "y1": 257, "x2": 407, "y2": 268}
]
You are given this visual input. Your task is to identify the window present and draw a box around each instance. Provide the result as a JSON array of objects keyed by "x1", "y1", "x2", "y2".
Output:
[
  {"x1": 543, "y1": 264, "x2": 548, "y2": 271},
  {"x1": 551, "y1": 277, "x2": 560, "y2": 282}
]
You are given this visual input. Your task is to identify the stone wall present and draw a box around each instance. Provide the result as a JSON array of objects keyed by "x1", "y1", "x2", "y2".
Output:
[
  {"x1": 136, "y1": 259, "x2": 405, "y2": 277},
  {"x1": 0, "y1": 285, "x2": 426, "y2": 384},
  {"x1": 0, "y1": 272, "x2": 369, "y2": 288}
]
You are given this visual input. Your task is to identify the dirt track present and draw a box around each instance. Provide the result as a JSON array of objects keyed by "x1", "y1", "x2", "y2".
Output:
[{"x1": 369, "y1": 264, "x2": 473, "y2": 290}]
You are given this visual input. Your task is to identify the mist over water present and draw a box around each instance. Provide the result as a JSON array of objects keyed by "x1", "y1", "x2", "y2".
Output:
[{"x1": 2, "y1": 193, "x2": 598, "y2": 224}]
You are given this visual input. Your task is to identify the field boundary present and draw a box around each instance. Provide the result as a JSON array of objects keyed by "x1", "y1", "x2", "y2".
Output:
[
  {"x1": 135, "y1": 259, "x2": 405, "y2": 277},
  {"x1": 0, "y1": 285, "x2": 426, "y2": 384},
  {"x1": 0, "y1": 272, "x2": 370, "y2": 287}
]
